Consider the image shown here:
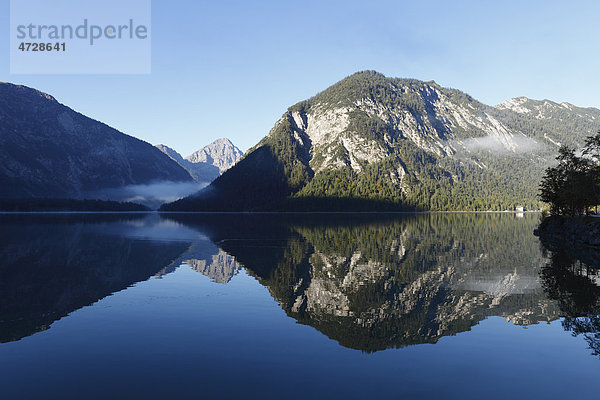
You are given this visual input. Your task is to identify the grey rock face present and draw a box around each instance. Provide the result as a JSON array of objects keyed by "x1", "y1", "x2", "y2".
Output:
[
  {"x1": 273, "y1": 81, "x2": 600, "y2": 176},
  {"x1": 0, "y1": 83, "x2": 193, "y2": 199},
  {"x1": 156, "y1": 139, "x2": 243, "y2": 183},
  {"x1": 186, "y1": 138, "x2": 243, "y2": 173}
]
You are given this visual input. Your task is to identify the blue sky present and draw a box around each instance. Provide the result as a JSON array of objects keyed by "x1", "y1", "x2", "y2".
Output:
[{"x1": 2, "y1": 0, "x2": 599, "y2": 155}]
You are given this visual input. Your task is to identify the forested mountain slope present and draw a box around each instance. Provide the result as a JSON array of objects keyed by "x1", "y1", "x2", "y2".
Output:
[{"x1": 162, "y1": 71, "x2": 598, "y2": 211}]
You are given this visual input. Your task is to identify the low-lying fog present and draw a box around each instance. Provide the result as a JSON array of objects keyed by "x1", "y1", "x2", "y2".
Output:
[{"x1": 85, "y1": 181, "x2": 207, "y2": 209}]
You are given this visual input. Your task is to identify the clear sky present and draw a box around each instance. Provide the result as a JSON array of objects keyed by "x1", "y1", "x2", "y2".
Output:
[{"x1": 2, "y1": 0, "x2": 599, "y2": 155}]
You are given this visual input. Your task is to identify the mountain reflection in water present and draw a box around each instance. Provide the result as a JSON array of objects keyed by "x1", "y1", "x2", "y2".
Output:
[
  {"x1": 2, "y1": 212, "x2": 600, "y2": 355},
  {"x1": 165, "y1": 213, "x2": 562, "y2": 352}
]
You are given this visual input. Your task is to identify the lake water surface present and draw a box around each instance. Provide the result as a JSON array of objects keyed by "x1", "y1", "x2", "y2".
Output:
[{"x1": 0, "y1": 213, "x2": 599, "y2": 399}]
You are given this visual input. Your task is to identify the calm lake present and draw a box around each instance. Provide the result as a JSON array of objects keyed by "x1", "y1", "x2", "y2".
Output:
[{"x1": 0, "y1": 212, "x2": 598, "y2": 399}]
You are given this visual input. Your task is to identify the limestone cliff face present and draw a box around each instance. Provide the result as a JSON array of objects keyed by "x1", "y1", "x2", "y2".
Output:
[
  {"x1": 186, "y1": 138, "x2": 243, "y2": 174},
  {"x1": 253, "y1": 70, "x2": 595, "y2": 176},
  {"x1": 280, "y1": 84, "x2": 531, "y2": 175}
]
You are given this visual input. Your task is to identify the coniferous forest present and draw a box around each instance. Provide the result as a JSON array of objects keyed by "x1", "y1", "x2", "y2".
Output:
[{"x1": 540, "y1": 132, "x2": 600, "y2": 216}]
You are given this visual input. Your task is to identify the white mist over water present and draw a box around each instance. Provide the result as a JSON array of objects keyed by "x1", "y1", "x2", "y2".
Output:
[{"x1": 86, "y1": 181, "x2": 207, "y2": 209}]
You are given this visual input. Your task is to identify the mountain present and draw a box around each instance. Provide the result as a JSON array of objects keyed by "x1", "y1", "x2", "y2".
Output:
[
  {"x1": 161, "y1": 71, "x2": 599, "y2": 212},
  {"x1": 0, "y1": 83, "x2": 193, "y2": 199},
  {"x1": 156, "y1": 139, "x2": 243, "y2": 183},
  {"x1": 186, "y1": 138, "x2": 243, "y2": 173}
]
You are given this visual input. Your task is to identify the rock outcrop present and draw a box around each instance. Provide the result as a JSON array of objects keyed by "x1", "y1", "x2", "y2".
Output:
[{"x1": 186, "y1": 138, "x2": 243, "y2": 174}]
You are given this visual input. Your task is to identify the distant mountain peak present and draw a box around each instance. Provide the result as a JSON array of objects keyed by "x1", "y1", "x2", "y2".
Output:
[
  {"x1": 185, "y1": 138, "x2": 243, "y2": 173},
  {"x1": 211, "y1": 138, "x2": 235, "y2": 145}
]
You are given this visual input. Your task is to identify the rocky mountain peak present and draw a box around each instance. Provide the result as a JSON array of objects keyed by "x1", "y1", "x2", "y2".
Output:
[{"x1": 185, "y1": 138, "x2": 243, "y2": 173}]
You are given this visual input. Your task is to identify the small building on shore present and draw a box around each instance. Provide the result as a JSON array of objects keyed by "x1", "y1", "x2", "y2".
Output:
[{"x1": 515, "y1": 205, "x2": 525, "y2": 212}]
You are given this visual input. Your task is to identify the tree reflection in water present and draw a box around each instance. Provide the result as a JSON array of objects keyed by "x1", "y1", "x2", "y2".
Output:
[{"x1": 540, "y1": 242, "x2": 600, "y2": 356}]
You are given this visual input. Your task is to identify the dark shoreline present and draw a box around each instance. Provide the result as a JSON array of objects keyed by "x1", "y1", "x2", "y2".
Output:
[
  {"x1": 0, "y1": 198, "x2": 150, "y2": 212},
  {"x1": 0, "y1": 210, "x2": 539, "y2": 215},
  {"x1": 535, "y1": 215, "x2": 600, "y2": 248}
]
